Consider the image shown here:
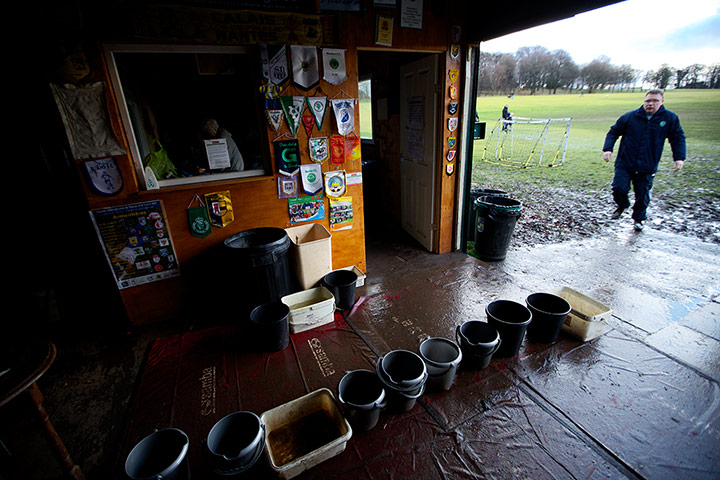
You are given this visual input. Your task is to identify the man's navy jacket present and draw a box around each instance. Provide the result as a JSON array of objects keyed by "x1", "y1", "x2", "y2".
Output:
[{"x1": 603, "y1": 104, "x2": 686, "y2": 173}]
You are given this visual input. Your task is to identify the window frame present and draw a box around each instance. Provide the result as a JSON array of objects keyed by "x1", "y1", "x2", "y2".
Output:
[
  {"x1": 103, "y1": 43, "x2": 267, "y2": 189},
  {"x1": 358, "y1": 74, "x2": 375, "y2": 144}
]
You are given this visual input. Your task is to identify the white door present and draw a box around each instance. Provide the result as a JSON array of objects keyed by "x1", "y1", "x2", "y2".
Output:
[{"x1": 400, "y1": 55, "x2": 438, "y2": 251}]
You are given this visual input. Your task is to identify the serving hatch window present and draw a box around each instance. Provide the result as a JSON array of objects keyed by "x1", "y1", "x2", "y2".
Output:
[{"x1": 105, "y1": 44, "x2": 268, "y2": 188}]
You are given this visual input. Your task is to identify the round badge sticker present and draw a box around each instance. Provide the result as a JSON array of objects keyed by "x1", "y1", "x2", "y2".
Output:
[{"x1": 660, "y1": 121, "x2": 667, "y2": 127}]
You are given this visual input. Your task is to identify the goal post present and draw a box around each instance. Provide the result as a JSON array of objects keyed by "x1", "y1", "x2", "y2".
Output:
[{"x1": 480, "y1": 117, "x2": 572, "y2": 168}]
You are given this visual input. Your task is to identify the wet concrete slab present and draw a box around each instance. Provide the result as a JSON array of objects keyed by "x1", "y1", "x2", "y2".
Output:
[{"x1": 646, "y1": 323, "x2": 720, "y2": 382}]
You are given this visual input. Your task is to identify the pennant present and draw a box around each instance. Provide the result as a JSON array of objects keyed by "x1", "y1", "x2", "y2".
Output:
[
  {"x1": 448, "y1": 136, "x2": 456, "y2": 148},
  {"x1": 187, "y1": 194, "x2": 211, "y2": 238},
  {"x1": 280, "y1": 96, "x2": 305, "y2": 137},
  {"x1": 448, "y1": 117, "x2": 458, "y2": 132},
  {"x1": 290, "y1": 45, "x2": 319, "y2": 90},
  {"x1": 309, "y1": 137, "x2": 329, "y2": 163},
  {"x1": 446, "y1": 163, "x2": 455, "y2": 176},
  {"x1": 300, "y1": 163, "x2": 323, "y2": 195},
  {"x1": 307, "y1": 96, "x2": 328, "y2": 130},
  {"x1": 274, "y1": 138, "x2": 300, "y2": 175},
  {"x1": 266, "y1": 109, "x2": 284, "y2": 133},
  {"x1": 449, "y1": 85, "x2": 458, "y2": 100},
  {"x1": 83, "y1": 157, "x2": 123, "y2": 196},
  {"x1": 205, "y1": 191, "x2": 234, "y2": 227},
  {"x1": 448, "y1": 69, "x2": 459, "y2": 84},
  {"x1": 277, "y1": 171, "x2": 299, "y2": 199},
  {"x1": 324, "y1": 170, "x2": 347, "y2": 198},
  {"x1": 331, "y1": 99, "x2": 355, "y2": 136},
  {"x1": 330, "y1": 135, "x2": 345, "y2": 165},
  {"x1": 448, "y1": 102, "x2": 458, "y2": 115},
  {"x1": 261, "y1": 45, "x2": 289, "y2": 85},
  {"x1": 302, "y1": 114, "x2": 315, "y2": 137},
  {"x1": 322, "y1": 48, "x2": 347, "y2": 85},
  {"x1": 446, "y1": 150, "x2": 456, "y2": 161},
  {"x1": 345, "y1": 133, "x2": 361, "y2": 162},
  {"x1": 450, "y1": 44, "x2": 460, "y2": 61}
]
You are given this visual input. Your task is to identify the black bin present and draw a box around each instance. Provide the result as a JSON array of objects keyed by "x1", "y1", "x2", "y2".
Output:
[
  {"x1": 224, "y1": 227, "x2": 292, "y2": 315},
  {"x1": 474, "y1": 196, "x2": 522, "y2": 261},
  {"x1": 466, "y1": 188, "x2": 508, "y2": 245}
]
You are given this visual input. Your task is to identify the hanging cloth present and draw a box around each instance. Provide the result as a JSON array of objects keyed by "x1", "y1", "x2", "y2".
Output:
[
  {"x1": 306, "y1": 96, "x2": 328, "y2": 130},
  {"x1": 322, "y1": 48, "x2": 347, "y2": 85},
  {"x1": 330, "y1": 135, "x2": 345, "y2": 165},
  {"x1": 187, "y1": 194, "x2": 212, "y2": 238},
  {"x1": 280, "y1": 96, "x2": 305, "y2": 137},
  {"x1": 290, "y1": 45, "x2": 320, "y2": 90},
  {"x1": 331, "y1": 99, "x2": 355, "y2": 136},
  {"x1": 309, "y1": 137, "x2": 329, "y2": 163}
]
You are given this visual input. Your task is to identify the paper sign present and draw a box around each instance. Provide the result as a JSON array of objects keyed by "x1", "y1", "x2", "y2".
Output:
[{"x1": 204, "y1": 139, "x2": 231, "y2": 170}]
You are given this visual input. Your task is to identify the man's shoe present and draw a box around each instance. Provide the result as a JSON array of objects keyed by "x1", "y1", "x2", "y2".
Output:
[
  {"x1": 634, "y1": 221, "x2": 644, "y2": 231},
  {"x1": 611, "y1": 208, "x2": 625, "y2": 220}
]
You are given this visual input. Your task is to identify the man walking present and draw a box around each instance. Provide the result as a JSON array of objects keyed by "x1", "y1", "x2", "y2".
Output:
[{"x1": 602, "y1": 89, "x2": 686, "y2": 231}]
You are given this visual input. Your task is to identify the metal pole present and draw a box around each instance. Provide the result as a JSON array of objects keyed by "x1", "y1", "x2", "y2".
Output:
[
  {"x1": 538, "y1": 120, "x2": 550, "y2": 166},
  {"x1": 561, "y1": 118, "x2": 572, "y2": 166}
]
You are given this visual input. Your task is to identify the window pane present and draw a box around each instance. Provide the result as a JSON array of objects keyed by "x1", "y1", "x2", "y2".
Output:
[{"x1": 358, "y1": 78, "x2": 373, "y2": 140}]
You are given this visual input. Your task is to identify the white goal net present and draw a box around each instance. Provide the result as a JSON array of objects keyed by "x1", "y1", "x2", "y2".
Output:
[{"x1": 480, "y1": 117, "x2": 572, "y2": 168}]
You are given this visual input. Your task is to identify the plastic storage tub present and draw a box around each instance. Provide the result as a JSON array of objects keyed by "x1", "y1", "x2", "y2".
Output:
[
  {"x1": 340, "y1": 266, "x2": 366, "y2": 287},
  {"x1": 261, "y1": 388, "x2": 352, "y2": 479},
  {"x1": 285, "y1": 224, "x2": 333, "y2": 290},
  {"x1": 281, "y1": 287, "x2": 336, "y2": 334},
  {"x1": 554, "y1": 287, "x2": 612, "y2": 341}
]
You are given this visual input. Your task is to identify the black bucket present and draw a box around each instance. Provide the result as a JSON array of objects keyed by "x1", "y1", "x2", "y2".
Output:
[
  {"x1": 323, "y1": 269, "x2": 358, "y2": 310},
  {"x1": 203, "y1": 411, "x2": 265, "y2": 476},
  {"x1": 456, "y1": 321, "x2": 501, "y2": 369},
  {"x1": 485, "y1": 300, "x2": 532, "y2": 358},
  {"x1": 249, "y1": 301, "x2": 290, "y2": 352},
  {"x1": 474, "y1": 196, "x2": 522, "y2": 261},
  {"x1": 337, "y1": 370, "x2": 387, "y2": 432},
  {"x1": 125, "y1": 428, "x2": 189, "y2": 480},
  {"x1": 224, "y1": 228, "x2": 293, "y2": 315},
  {"x1": 525, "y1": 293, "x2": 572, "y2": 344}
]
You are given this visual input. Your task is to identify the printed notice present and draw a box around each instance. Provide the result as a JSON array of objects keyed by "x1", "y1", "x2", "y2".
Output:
[{"x1": 204, "y1": 138, "x2": 231, "y2": 170}]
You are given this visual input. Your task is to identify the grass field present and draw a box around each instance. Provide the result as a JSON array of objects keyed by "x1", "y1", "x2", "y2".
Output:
[{"x1": 472, "y1": 90, "x2": 720, "y2": 201}]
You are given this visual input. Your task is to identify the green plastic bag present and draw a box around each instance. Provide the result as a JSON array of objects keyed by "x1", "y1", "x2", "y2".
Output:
[{"x1": 143, "y1": 139, "x2": 178, "y2": 179}]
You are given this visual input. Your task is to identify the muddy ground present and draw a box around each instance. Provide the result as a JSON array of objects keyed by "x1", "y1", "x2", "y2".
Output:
[{"x1": 477, "y1": 181, "x2": 720, "y2": 249}]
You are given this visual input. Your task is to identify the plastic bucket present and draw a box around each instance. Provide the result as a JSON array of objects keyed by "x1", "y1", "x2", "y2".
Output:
[
  {"x1": 383, "y1": 382, "x2": 426, "y2": 413},
  {"x1": 323, "y1": 269, "x2": 358, "y2": 310},
  {"x1": 418, "y1": 337, "x2": 462, "y2": 391},
  {"x1": 337, "y1": 370, "x2": 387, "y2": 432},
  {"x1": 378, "y1": 350, "x2": 427, "y2": 389},
  {"x1": 203, "y1": 411, "x2": 265, "y2": 475},
  {"x1": 224, "y1": 228, "x2": 293, "y2": 315},
  {"x1": 456, "y1": 321, "x2": 501, "y2": 369},
  {"x1": 526, "y1": 292, "x2": 572, "y2": 344},
  {"x1": 485, "y1": 300, "x2": 532, "y2": 358},
  {"x1": 474, "y1": 196, "x2": 522, "y2": 261},
  {"x1": 125, "y1": 428, "x2": 189, "y2": 480},
  {"x1": 249, "y1": 301, "x2": 290, "y2": 352}
]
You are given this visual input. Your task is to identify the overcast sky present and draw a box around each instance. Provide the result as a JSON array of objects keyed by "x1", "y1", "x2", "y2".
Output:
[{"x1": 480, "y1": 0, "x2": 720, "y2": 72}]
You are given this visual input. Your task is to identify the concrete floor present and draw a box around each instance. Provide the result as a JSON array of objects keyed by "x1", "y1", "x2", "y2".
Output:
[{"x1": 1, "y1": 221, "x2": 719, "y2": 479}]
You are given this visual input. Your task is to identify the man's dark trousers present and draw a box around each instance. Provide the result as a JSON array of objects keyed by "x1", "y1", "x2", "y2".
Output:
[{"x1": 612, "y1": 167, "x2": 655, "y2": 221}]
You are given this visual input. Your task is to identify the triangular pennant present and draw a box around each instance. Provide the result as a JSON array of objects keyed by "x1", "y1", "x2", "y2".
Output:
[
  {"x1": 331, "y1": 99, "x2": 355, "y2": 136},
  {"x1": 302, "y1": 114, "x2": 315, "y2": 137},
  {"x1": 280, "y1": 96, "x2": 305, "y2": 137},
  {"x1": 306, "y1": 96, "x2": 328, "y2": 130},
  {"x1": 290, "y1": 45, "x2": 320, "y2": 90},
  {"x1": 322, "y1": 48, "x2": 347, "y2": 85},
  {"x1": 266, "y1": 109, "x2": 284, "y2": 133}
]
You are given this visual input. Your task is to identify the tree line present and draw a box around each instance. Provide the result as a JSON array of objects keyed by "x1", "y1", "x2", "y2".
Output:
[{"x1": 478, "y1": 46, "x2": 720, "y2": 94}]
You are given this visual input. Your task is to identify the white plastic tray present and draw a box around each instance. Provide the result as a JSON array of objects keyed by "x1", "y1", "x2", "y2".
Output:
[
  {"x1": 281, "y1": 286, "x2": 335, "y2": 334},
  {"x1": 554, "y1": 286, "x2": 612, "y2": 341}
]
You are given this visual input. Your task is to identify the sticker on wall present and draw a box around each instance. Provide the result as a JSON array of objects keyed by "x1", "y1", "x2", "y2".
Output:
[
  {"x1": 331, "y1": 99, "x2": 355, "y2": 136},
  {"x1": 450, "y1": 44, "x2": 460, "y2": 61},
  {"x1": 330, "y1": 135, "x2": 345, "y2": 165},
  {"x1": 447, "y1": 136, "x2": 456, "y2": 148},
  {"x1": 322, "y1": 48, "x2": 347, "y2": 85},
  {"x1": 274, "y1": 138, "x2": 300, "y2": 175},
  {"x1": 205, "y1": 191, "x2": 234, "y2": 227},
  {"x1": 448, "y1": 117, "x2": 458, "y2": 132},
  {"x1": 83, "y1": 157, "x2": 123, "y2": 196},
  {"x1": 449, "y1": 85, "x2": 458, "y2": 100},
  {"x1": 307, "y1": 96, "x2": 328, "y2": 130},
  {"x1": 187, "y1": 194, "x2": 212, "y2": 239},
  {"x1": 329, "y1": 196, "x2": 353, "y2": 231},
  {"x1": 277, "y1": 171, "x2": 299, "y2": 199},
  {"x1": 291, "y1": 45, "x2": 320, "y2": 90},
  {"x1": 324, "y1": 170, "x2": 347, "y2": 198},
  {"x1": 448, "y1": 102, "x2": 458, "y2": 115},
  {"x1": 446, "y1": 150, "x2": 456, "y2": 162},
  {"x1": 289, "y1": 195, "x2": 325, "y2": 224},
  {"x1": 300, "y1": 163, "x2": 323, "y2": 195},
  {"x1": 280, "y1": 96, "x2": 305, "y2": 137},
  {"x1": 309, "y1": 137, "x2": 329, "y2": 163},
  {"x1": 446, "y1": 163, "x2": 455, "y2": 176},
  {"x1": 448, "y1": 69, "x2": 459, "y2": 84}
]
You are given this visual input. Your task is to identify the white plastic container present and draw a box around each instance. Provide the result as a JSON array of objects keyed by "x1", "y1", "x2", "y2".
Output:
[
  {"x1": 261, "y1": 388, "x2": 352, "y2": 480},
  {"x1": 285, "y1": 224, "x2": 333, "y2": 290},
  {"x1": 281, "y1": 287, "x2": 336, "y2": 334},
  {"x1": 554, "y1": 286, "x2": 612, "y2": 341},
  {"x1": 340, "y1": 265, "x2": 366, "y2": 287}
]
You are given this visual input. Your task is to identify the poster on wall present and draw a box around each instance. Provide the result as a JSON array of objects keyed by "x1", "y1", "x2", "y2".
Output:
[
  {"x1": 401, "y1": 0, "x2": 423, "y2": 29},
  {"x1": 289, "y1": 195, "x2": 325, "y2": 223},
  {"x1": 375, "y1": 15, "x2": 394, "y2": 47},
  {"x1": 329, "y1": 196, "x2": 353, "y2": 231},
  {"x1": 90, "y1": 200, "x2": 180, "y2": 290}
]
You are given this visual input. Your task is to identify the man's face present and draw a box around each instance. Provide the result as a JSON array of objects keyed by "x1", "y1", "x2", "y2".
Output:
[{"x1": 643, "y1": 93, "x2": 664, "y2": 115}]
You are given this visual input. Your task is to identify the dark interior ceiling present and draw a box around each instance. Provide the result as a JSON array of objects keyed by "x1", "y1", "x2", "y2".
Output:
[{"x1": 465, "y1": 0, "x2": 625, "y2": 43}]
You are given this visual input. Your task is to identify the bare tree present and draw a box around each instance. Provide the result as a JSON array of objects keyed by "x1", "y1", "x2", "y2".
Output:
[
  {"x1": 516, "y1": 46, "x2": 551, "y2": 94},
  {"x1": 646, "y1": 64, "x2": 674, "y2": 89},
  {"x1": 546, "y1": 49, "x2": 579, "y2": 93},
  {"x1": 581, "y1": 56, "x2": 614, "y2": 93}
]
